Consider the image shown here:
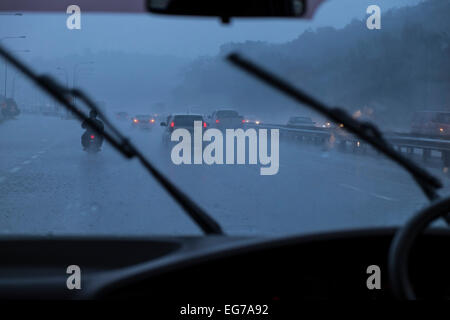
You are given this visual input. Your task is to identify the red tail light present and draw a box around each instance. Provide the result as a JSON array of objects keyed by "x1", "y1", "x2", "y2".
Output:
[
  {"x1": 133, "y1": 119, "x2": 138, "y2": 123},
  {"x1": 203, "y1": 122, "x2": 207, "y2": 128},
  {"x1": 242, "y1": 119, "x2": 246, "y2": 123},
  {"x1": 170, "y1": 121, "x2": 175, "y2": 128},
  {"x1": 90, "y1": 135, "x2": 95, "y2": 139},
  {"x1": 150, "y1": 119, "x2": 155, "y2": 123},
  {"x1": 215, "y1": 119, "x2": 220, "y2": 123}
]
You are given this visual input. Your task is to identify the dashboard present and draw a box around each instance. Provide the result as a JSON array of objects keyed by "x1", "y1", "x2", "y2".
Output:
[{"x1": 1, "y1": 227, "x2": 450, "y2": 300}]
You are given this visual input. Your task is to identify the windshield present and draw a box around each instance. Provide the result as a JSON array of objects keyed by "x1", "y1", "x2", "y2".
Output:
[{"x1": 1, "y1": 0, "x2": 449, "y2": 236}]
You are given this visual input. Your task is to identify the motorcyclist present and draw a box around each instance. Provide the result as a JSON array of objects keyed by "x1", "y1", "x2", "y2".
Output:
[{"x1": 81, "y1": 110, "x2": 104, "y2": 150}]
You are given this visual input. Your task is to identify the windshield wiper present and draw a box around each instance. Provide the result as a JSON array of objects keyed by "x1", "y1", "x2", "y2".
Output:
[
  {"x1": 227, "y1": 53, "x2": 447, "y2": 219},
  {"x1": 0, "y1": 44, "x2": 224, "y2": 235}
]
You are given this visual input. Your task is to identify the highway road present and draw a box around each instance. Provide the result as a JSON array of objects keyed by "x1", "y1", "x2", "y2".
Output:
[{"x1": 1, "y1": 114, "x2": 449, "y2": 237}]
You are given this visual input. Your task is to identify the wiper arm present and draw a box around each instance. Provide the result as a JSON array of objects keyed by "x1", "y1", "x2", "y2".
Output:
[
  {"x1": 227, "y1": 53, "x2": 444, "y2": 208},
  {"x1": 0, "y1": 44, "x2": 224, "y2": 235}
]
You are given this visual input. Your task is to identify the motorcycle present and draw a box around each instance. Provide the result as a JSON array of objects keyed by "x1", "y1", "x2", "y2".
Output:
[{"x1": 82, "y1": 132, "x2": 103, "y2": 153}]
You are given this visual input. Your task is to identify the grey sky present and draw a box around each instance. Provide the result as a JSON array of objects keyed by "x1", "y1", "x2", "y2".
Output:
[{"x1": 0, "y1": 0, "x2": 423, "y2": 59}]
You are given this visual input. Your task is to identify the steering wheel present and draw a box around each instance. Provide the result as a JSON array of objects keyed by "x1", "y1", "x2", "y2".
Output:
[{"x1": 388, "y1": 197, "x2": 450, "y2": 300}]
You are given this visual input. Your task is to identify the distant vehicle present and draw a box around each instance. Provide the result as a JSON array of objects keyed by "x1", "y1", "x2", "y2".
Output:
[
  {"x1": 151, "y1": 113, "x2": 161, "y2": 121},
  {"x1": 209, "y1": 110, "x2": 244, "y2": 130},
  {"x1": 243, "y1": 114, "x2": 262, "y2": 125},
  {"x1": 115, "y1": 112, "x2": 129, "y2": 121},
  {"x1": 286, "y1": 116, "x2": 316, "y2": 128},
  {"x1": 1, "y1": 98, "x2": 20, "y2": 119},
  {"x1": 411, "y1": 111, "x2": 450, "y2": 136},
  {"x1": 320, "y1": 121, "x2": 334, "y2": 128},
  {"x1": 131, "y1": 114, "x2": 156, "y2": 130},
  {"x1": 161, "y1": 114, "x2": 207, "y2": 144}
]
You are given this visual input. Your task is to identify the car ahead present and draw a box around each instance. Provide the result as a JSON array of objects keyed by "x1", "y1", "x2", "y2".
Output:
[
  {"x1": 243, "y1": 114, "x2": 262, "y2": 125},
  {"x1": 161, "y1": 114, "x2": 207, "y2": 144},
  {"x1": 131, "y1": 114, "x2": 156, "y2": 130},
  {"x1": 411, "y1": 111, "x2": 450, "y2": 137},
  {"x1": 286, "y1": 116, "x2": 316, "y2": 129},
  {"x1": 115, "y1": 111, "x2": 129, "y2": 121},
  {"x1": 209, "y1": 109, "x2": 244, "y2": 130}
]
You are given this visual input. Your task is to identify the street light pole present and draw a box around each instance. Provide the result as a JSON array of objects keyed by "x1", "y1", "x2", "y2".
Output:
[
  {"x1": 72, "y1": 61, "x2": 94, "y2": 106},
  {"x1": 56, "y1": 67, "x2": 69, "y2": 88},
  {"x1": 10, "y1": 50, "x2": 30, "y2": 98},
  {"x1": 73, "y1": 61, "x2": 94, "y2": 87},
  {"x1": 56, "y1": 67, "x2": 70, "y2": 117},
  {"x1": 4, "y1": 59, "x2": 6, "y2": 96},
  {"x1": 0, "y1": 35, "x2": 26, "y2": 97}
]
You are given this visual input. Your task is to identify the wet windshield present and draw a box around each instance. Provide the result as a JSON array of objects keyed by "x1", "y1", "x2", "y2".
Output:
[{"x1": 1, "y1": 0, "x2": 449, "y2": 236}]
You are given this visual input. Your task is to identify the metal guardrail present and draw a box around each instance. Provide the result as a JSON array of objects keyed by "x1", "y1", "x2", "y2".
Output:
[{"x1": 245, "y1": 123, "x2": 450, "y2": 167}]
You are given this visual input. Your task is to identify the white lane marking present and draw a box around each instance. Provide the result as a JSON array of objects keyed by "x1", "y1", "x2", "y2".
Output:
[
  {"x1": 31, "y1": 155, "x2": 38, "y2": 159},
  {"x1": 369, "y1": 193, "x2": 395, "y2": 201},
  {"x1": 339, "y1": 183, "x2": 363, "y2": 192},
  {"x1": 22, "y1": 160, "x2": 31, "y2": 165},
  {"x1": 10, "y1": 167, "x2": 21, "y2": 173},
  {"x1": 288, "y1": 145, "x2": 416, "y2": 189},
  {"x1": 0, "y1": 177, "x2": 5, "y2": 183},
  {"x1": 339, "y1": 183, "x2": 396, "y2": 201},
  {"x1": 38, "y1": 151, "x2": 45, "y2": 154}
]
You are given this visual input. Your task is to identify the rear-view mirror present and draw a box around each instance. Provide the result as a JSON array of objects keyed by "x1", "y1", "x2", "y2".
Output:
[{"x1": 147, "y1": 0, "x2": 307, "y2": 22}]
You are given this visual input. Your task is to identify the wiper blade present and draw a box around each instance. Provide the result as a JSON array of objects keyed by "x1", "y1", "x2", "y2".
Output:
[
  {"x1": 0, "y1": 44, "x2": 224, "y2": 235},
  {"x1": 227, "y1": 53, "x2": 444, "y2": 206}
]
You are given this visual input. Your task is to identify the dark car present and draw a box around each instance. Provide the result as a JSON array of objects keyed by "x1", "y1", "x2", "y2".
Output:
[
  {"x1": 209, "y1": 110, "x2": 244, "y2": 130},
  {"x1": 131, "y1": 114, "x2": 156, "y2": 130},
  {"x1": 243, "y1": 114, "x2": 262, "y2": 125},
  {"x1": 161, "y1": 114, "x2": 207, "y2": 144}
]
